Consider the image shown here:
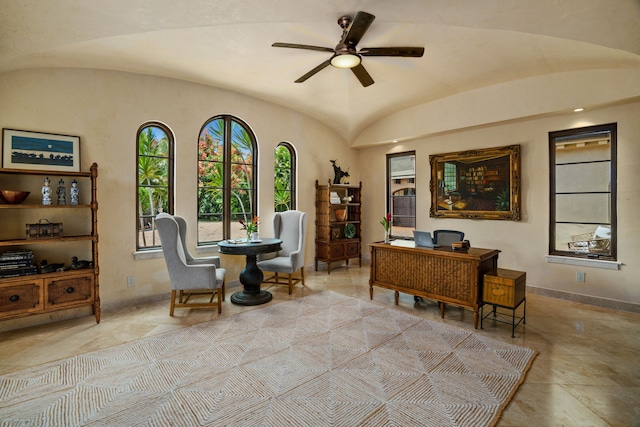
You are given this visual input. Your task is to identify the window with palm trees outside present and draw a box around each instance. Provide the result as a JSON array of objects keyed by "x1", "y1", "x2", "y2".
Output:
[
  {"x1": 275, "y1": 142, "x2": 296, "y2": 212},
  {"x1": 137, "y1": 123, "x2": 174, "y2": 250},
  {"x1": 198, "y1": 115, "x2": 257, "y2": 244}
]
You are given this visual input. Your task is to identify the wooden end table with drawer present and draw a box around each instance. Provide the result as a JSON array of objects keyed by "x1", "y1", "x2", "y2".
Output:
[{"x1": 481, "y1": 268, "x2": 526, "y2": 337}]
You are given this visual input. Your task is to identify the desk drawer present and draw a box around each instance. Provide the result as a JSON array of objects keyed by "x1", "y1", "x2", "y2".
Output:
[{"x1": 483, "y1": 269, "x2": 525, "y2": 308}]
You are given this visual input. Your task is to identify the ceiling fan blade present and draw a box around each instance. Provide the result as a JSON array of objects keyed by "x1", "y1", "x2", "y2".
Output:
[
  {"x1": 360, "y1": 47, "x2": 425, "y2": 57},
  {"x1": 272, "y1": 42, "x2": 334, "y2": 53},
  {"x1": 343, "y1": 11, "x2": 375, "y2": 46},
  {"x1": 295, "y1": 59, "x2": 332, "y2": 83},
  {"x1": 351, "y1": 63, "x2": 374, "y2": 87}
]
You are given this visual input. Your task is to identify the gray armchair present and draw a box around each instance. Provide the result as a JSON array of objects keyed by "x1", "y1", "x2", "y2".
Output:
[
  {"x1": 257, "y1": 210, "x2": 307, "y2": 295},
  {"x1": 156, "y1": 213, "x2": 225, "y2": 315}
]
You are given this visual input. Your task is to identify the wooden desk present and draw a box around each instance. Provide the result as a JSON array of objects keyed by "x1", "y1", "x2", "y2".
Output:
[{"x1": 369, "y1": 241, "x2": 500, "y2": 328}]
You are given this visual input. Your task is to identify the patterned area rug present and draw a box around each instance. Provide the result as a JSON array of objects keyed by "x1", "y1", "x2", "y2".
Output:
[{"x1": 0, "y1": 291, "x2": 536, "y2": 426}]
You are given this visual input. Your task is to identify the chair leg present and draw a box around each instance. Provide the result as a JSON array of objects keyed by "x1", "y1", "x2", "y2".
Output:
[
  {"x1": 262, "y1": 270, "x2": 305, "y2": 294},
  {"x1": 170, "y1": 290, "x2": 176, "y2": 316},
  {"x1": 169, "y1": 287, "x2": 223, "y2": 315},
  {"x1": 221, "y1": 281, "x2": 226, "y2": 301}
]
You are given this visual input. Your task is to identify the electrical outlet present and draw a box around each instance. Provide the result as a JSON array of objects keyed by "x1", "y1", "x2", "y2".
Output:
[
  {"x1": 127, "y1": 276, "x2": 135, "y2": 287},
  {"x1": 576, "y1": 271, "x2": 586, "y2": 283}
]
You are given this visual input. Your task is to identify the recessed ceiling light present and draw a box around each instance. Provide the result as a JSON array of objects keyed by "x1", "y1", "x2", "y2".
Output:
[
  {"x1": 573, "y1": 107, "x2": 584, "y2": 112},
  {"x1": 392, "y1": 139, "x2": 398, "y2": 143}
]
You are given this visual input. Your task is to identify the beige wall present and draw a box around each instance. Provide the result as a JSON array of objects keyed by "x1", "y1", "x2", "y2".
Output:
[{"x1": 0, "y1": 68, "x2": 638, "y2": 315}]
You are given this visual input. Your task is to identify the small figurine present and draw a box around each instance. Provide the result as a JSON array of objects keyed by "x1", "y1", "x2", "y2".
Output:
[
  {"x1": 70, "y1": 179, "x2": 79, "y2": 205},
  {"x1": 41, "y1": 177, "x2": 52, "y2": 205},
  {"x1": 330, "y1": 159, "x2": 350, "y2": 184},
  {"x1": 56, "y1": 179, "x2": 66, "y2": 205},
  {"x1": 39, "y1": 260, "x2": 65, "y2": 274},
  {"x1": 67, "y1": 256, "x2": 92, "y2": 270}
]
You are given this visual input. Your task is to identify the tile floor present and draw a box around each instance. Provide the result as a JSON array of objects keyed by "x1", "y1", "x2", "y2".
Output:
[{"x1": 1, "y1": 264, "x2": 639, "y2": 426}]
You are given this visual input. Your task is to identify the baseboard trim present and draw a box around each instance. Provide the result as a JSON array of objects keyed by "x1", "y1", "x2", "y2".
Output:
[
  {"x1": 102, "y1": 280, "x2": 243, "y2": 312},
  {"x1": 0, "y1": 281, "x2": 244, "y2": 332},
  {"x1": 527, "y1": 285, "x2": 640, "y2": 313},
  {"x1": 3, "y1": 279, "x2": 635, "y2": 332}
]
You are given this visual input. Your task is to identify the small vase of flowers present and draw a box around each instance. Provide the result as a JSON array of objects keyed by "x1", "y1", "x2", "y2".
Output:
[
  {"x1": 240, "y1": 216, "x2": 260, "y2": 241},
  {"x1": 380, "y1": 213, "x2": 392, "y2": 243}
]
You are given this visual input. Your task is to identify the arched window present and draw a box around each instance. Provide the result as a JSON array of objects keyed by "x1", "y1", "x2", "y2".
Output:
[
  {"x1": 198, "y1": 115, "x2": 258, "y2": 244},
  {"x1": 137, "y1": 122, "x2": 174, "y2": 250},
  {"x1": 274, "y1": 142, "x2": 296, "y2": 212}
]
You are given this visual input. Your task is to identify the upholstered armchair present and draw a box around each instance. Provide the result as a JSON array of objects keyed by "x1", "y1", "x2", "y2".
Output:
[
  {"x1": 156, "y1": 213, "x2": 226, "y2": 315},
  {"x1": 433, "y1": 229, "x2": 465, "y2": 246},
  {"x1": 257, "y1": 210, "x2": 308, "y2": 295}
]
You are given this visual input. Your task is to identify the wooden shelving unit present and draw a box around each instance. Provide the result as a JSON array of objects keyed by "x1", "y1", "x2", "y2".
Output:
[
  {"x1": 315, "y1": 180, "x2": 362, "y2": 274},
  {"x1": 0, "y1": 163, "x2": 100, "y2": 323}
]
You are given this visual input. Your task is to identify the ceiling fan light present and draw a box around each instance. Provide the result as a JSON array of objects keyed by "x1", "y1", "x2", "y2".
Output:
[{"x1": 331, "y1": 53, "x2": 361, "y2": 69}]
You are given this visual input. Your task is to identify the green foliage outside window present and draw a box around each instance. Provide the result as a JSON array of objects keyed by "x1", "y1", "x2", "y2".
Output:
[
  {"x1": 274, "y1": 143, "x2": 293, "y2": 212},
  {"x1": 198, "y1": 116, "x2": 256, "y2": 242},
  {"x1": 138, "y1": 125, "x2": 171, "y2": 249}
]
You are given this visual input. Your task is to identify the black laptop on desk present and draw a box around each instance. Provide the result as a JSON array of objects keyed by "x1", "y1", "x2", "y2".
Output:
[{"x1": 412, "y1": 230, "x2": 440, "y2": 248}]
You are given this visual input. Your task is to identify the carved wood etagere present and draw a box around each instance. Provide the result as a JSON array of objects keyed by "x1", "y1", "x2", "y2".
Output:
[
  {"x1": 315, "y1": 180, "x2": 362, "y2": 274},
  {"x1": 0, "y1": 163, "x2": 99, "y2": 323}
]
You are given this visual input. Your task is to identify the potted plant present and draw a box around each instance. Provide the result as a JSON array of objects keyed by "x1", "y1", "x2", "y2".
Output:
[
  {"x1": 380, "y1": 213, "x2": 392, "y2": 243},
  {"x1": 240, "y1": 216, "x2": 260, "y2": 241}
]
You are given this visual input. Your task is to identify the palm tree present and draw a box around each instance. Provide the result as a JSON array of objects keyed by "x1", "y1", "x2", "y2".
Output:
[
  {"x1": 230, "y1": 120, "x2": 254, "y2": 223},
  {"x1": 138, "y1": 127, "x2": 169, "y2": 246},
  {"x1": 274, "y1": 144, "x2": 291, "y2": 212},
  {"x1": 274, "y1": 177, "x2": 291, "y2": 212},
  {"x1": 198, "y1": 120, "x2": 224, "y2": 223},
  {"x1": 198, "y1": 117, "x2": 256, "y2": 241}
]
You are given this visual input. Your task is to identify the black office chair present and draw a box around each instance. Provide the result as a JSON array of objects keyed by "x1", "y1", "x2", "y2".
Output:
[{"x1": 433, "y1": 230, "x2": 465, "y2": 246}]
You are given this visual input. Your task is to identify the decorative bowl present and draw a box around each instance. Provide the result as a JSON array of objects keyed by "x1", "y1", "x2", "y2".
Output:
[{"x1": 0, "y1": 190, "x2": 30, "y2": 204}]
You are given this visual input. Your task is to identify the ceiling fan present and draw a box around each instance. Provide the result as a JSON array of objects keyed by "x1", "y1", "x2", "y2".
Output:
[{"x1": 272, "y1": 11, "x2": 424, "y2": 87}]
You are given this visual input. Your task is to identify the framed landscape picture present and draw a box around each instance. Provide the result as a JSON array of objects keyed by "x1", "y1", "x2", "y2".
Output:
[
  {"x1": 429, "y1": 144, "x2": 521, "y2": 221},
  {"x1": 2, "y1": 129, "x2": 80, "y2": 172}
]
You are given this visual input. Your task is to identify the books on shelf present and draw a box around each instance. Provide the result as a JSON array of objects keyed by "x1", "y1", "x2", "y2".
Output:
[
  {"x1": 0, "y1": 265, "x2": 38, "y2": 278},
  {"x1": 0, "y1": 250, "x2": 37, "y2": 277},
  {"x1": 0, "y1": 250, "x2": 34, "y2": 260}
]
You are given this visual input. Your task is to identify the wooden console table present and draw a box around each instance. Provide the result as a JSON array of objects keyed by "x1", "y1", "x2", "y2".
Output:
[{"x1": 369, "y1": 241, "x2": 500, "y2": 328}]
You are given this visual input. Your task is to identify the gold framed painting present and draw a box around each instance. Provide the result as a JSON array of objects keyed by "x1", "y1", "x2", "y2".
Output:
[{"x1": 429, "y1": 144, "x2": 521, "y2": 220}]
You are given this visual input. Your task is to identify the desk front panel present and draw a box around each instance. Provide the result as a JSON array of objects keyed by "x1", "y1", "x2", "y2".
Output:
[{"x1": 369, "y1": 243, "x2": 500, "y2": 309}]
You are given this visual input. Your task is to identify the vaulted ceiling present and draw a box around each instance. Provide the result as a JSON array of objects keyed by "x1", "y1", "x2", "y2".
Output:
[{"x1": 1, "y1": 0, "x2": 639, "y2": 144}]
